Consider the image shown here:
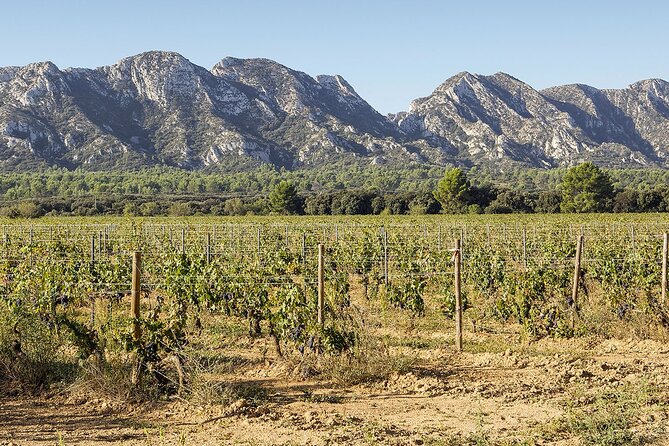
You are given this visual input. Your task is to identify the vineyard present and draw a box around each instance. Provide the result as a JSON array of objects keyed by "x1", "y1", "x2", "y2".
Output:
[{"x1": 2, "y1": 214, "x2": 669, "y2": 444}]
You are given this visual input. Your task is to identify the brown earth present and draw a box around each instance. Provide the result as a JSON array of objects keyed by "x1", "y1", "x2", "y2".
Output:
[{"x1": 2, "y1": 329, "x2": 669, "y2": 446}]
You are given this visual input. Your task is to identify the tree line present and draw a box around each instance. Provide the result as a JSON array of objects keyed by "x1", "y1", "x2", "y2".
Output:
[
  {"x1": 0, "y1": 162, "x2": 668, "y2": 217},
  {"x1": 266, "y1": 162, "x2": 668, "y2": 215}
]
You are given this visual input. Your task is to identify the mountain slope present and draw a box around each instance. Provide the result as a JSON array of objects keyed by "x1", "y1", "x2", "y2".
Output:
[
  {"x1": 0, "y1": 52, "x2": 415, "y2": 170},
  {"x1": 395, "y1": 72, "x2": 669, "y2": 168},
  {"x1": 210, "y1": 57, "x2": 417, "y2": 165},
  {"x1": 1, "y1": 52, "x2": 668, "y2": 171}
]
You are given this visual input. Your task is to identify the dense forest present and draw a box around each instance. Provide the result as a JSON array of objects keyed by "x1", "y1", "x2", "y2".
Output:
[{"x1": 0, "y1": 162, "x2": 668, "y2": 217}]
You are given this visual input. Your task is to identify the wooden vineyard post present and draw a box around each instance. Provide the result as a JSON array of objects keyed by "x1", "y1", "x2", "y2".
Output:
[
  {"x1": 131, "y1": 252, "x2": 142, "y2": 341},
  {"x1": 459, "y1": 228, "x2": 464, "y2": 260},
  {"x1": 90, "y1": 234, "x2": 96, "y2": 326},
  {"x1": 257, "y1": 227, "x2": 262, "y2": 265},
  {"x1": 662, "y1": 233, "x2": 668, "y2": 304},
  {"x1": 206, "y1": 232, "x2": 211, "y2": 264},
  {"x1": 317, "y1": 244, "x2": 324, "y2": 326},
  {"x1": 522, "y1": 228, "x2": 527, "y2": 272},
  {"x1": 181, "y1": 228, "x2": 185, "y2": 255},
  {"x1": 454, "y1": 239, "x2": 462, "y2": 352},
  {"x1": 383, "y1": 228, "x2": 389, "y2": 286},
  {"x1": 571, "y1": 235, "x2": 584, "y2": 311}
]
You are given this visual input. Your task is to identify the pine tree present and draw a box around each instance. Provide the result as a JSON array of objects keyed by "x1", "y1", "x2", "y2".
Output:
[
  {"x1": 432, "y1": 168, "x2": 471, "y2": 213},
  {"x1": 269, "y1": 180, "x2": 300, "y2": 214},
  {"x1": 560, "y1": 162, "x2": 614, "y2": 213}
]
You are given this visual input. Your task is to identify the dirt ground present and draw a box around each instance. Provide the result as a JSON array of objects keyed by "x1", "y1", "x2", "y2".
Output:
[{"x1": 3, "y1": 326, "x2": 669, "y2": 446}]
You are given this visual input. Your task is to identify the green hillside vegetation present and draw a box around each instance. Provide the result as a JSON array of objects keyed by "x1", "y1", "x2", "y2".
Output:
[{"x1": 0, "y1": 163, "x2": 668, "y2": 217}]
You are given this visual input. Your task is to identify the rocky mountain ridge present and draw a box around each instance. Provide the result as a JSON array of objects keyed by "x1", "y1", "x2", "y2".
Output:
[{"x1": 0, "y1": 51, "x2": 667, "y2": 171}]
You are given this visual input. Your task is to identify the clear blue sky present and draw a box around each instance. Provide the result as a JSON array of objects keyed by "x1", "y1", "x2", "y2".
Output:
[{"x1": 1, "y1": 0, "x2": 667, "y2": 114}]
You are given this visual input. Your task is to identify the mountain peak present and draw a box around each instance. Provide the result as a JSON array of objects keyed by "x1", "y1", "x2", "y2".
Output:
[
  {"x1": 630, "y1": 78, "x2": 669, "y2": 91},
  {"x1": 452, "y1": 71, "x2": 475, "y2": 79},
  {"x1": 491, "y1": 71, "x2": 516, "y2": 79},
  {"x1": 112, "y1": 51, "x2": 195, "y2": 72},
  {"x1": 446, "y1": 71, "x2": 477, "y2": 84},
  {"x1": 211, "y1": 57, "x2": 297, "y2": 79},
  {"x1": 1, "y1": 52, "x2": 669, "y2": 171},
  {"x1": 121, "y1": 50, "x2": 188, "y2": 61},
  {"x1": 22, "y1": 61, "x2": 61, "y2": 75},
  {"x1": 315, "y1": 74, "x2": 362, "y2": 101},
  {"x1": 215, "y1": 56, "x2": 285, "y2": 68},
  {"x1": 489, "y1": 72, "x2": 527, "y2": 86}
]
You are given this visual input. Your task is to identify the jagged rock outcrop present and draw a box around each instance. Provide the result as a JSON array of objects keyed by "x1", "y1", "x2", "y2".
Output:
[
  {"x1": 395, "y1": 72, "x2": 669, "y2": 167},
  {"x1": 0, "y1": 51, "x2": 413, "y2": 170},
  {"x1": 1, "y1": 52, "x2": 668, "y2": 171}
]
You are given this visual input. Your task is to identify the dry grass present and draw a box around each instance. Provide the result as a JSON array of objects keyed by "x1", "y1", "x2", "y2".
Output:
[
  {"x1": 538, "y1": 382, "x2": 661, "y2": 446},
  {"x1": 0, "y1": 303, "x2": 79, "y2": 393}
]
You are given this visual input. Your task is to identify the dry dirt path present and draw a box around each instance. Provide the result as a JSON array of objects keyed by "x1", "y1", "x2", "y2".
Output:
[{"x1": 2, "y1": 337, "x2": 669, "y2": 445}]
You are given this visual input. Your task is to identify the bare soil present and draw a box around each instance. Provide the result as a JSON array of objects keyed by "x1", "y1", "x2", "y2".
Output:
[{"x1": 3, "y1": 328, "x2": 669, "y2": 446}]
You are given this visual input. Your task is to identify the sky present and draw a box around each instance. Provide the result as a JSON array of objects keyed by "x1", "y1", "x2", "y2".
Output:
[{"x1": 1, "y1": 0, "x2": 667, "y2": 114}]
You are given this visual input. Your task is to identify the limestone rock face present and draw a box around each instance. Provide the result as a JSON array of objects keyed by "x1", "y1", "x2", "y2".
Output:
[
  {"x1": 0, "y1": 52, "x2": 668, "y2": 171},
  {"x1": 396, "y1": 72, "x2": 669, "y2": 168}
]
